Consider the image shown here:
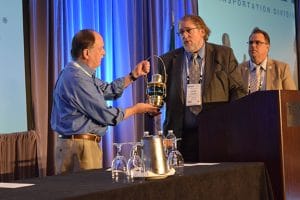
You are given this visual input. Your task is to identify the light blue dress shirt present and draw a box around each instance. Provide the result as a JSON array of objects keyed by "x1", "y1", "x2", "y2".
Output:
[{"x1": 51, "y1": 61, "x2": 125, "y2": 136}]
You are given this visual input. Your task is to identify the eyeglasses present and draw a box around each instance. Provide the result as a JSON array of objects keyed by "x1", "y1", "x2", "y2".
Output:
[
  {"x1": 247, "y1": 40, "x2": 268, "y2": 46},
  {"x1": 177, "y1": 27, "x2": 198, "y2": 36}
]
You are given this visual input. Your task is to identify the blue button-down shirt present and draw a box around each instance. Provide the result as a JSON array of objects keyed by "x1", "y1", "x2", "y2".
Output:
[{"x1": 51, "y1": 61, "x2": 125, "y2": 136}]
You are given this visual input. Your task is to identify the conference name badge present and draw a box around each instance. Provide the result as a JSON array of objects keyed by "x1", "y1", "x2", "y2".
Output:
[{"x1": 186, "y1": 83, "x2": 201, "y2": 106}]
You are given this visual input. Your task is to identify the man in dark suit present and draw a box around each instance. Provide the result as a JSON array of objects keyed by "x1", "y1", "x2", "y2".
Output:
[
  {"x1": 239, "y1": 27, "x2": 296, "y2": 93},
  {"x1": 159, "y1": 15, "x2": 247, "y2": 162}
]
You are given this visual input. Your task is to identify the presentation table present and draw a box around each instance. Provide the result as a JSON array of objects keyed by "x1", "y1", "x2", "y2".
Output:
[{"x1": 0, "y1": 162, "x2": 273, "y2": 200}]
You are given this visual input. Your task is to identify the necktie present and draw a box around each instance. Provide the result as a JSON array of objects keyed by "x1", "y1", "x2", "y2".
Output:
[
  {"x1": 190, "y1": 53, "x2": 201, "y2": 84},
  {"x1": 189, "y1": 53, "x2": 202, "y2": 115},
  {"x1": 249, "y1": 66, "x2": 260, "y2": 93}
]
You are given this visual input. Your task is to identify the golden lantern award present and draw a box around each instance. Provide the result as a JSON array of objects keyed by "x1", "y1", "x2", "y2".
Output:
[{"x1": 145, "y1": 55, "x2": 167, "y2": 108}]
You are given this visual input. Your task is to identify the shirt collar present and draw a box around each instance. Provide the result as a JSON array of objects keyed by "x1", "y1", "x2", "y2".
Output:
[
  {"x1": 72, "y1": 60, "x2": 96, "y2": 77},
  {"x1": 186, "y1": 43, "x2": 205, "y2": 60},
  {"x1": 249, "y1": 57, "x2": 267, "y2": 72}
]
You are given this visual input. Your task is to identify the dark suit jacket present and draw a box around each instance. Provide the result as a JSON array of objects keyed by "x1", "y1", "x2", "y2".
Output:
[
  {"x1": 239, "y1": 58, "x2": 297, "y2": 91},
  {"x1": 159, "y1": 43, "x2": 247, "y2": 138}
]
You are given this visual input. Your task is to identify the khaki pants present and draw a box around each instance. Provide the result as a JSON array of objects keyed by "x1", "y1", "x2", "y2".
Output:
[{"x1": 55, "y1": 137, "x2": 103, "y2": 174}]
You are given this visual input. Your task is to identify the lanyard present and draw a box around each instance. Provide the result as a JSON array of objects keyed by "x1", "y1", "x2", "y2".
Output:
[{"x1": 72, "y1": 61, "x2": 93, "y2": 78}]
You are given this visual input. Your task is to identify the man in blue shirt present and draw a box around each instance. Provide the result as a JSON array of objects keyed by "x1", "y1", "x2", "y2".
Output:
[{"x1": 51, "y1": 29, "x2": 159, "y2": 174}]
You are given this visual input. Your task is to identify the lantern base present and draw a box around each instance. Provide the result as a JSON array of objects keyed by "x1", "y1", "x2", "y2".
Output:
[{"x1": 148, "y1": 96, "x2": 164, "y2": 108}]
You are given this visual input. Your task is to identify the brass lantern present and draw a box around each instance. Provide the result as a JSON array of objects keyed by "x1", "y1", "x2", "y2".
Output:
[{"x1": 145, "y1": 55, "x2": 167, "y2": 108}]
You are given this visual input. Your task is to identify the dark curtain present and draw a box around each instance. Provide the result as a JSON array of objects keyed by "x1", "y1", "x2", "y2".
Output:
[{"x1": 0, "y1": 131, "x2": 38, "y2": 181}]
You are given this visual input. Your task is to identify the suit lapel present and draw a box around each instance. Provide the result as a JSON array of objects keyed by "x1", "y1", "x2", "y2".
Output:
[
  {"x1": 203, "y1": 44, "x2": 215, "y2": 94},
  {"x1": 240, "y1": 61, "x2": 250, "y2": 89},
  {"x1": 265, "y1": 58, "x2": 274, "y2": 90},
  {"x1": 172, "y1": 50, "x2": 185, "y2": 104}
]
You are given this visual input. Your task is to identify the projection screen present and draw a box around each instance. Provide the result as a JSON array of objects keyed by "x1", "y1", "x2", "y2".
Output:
[
  {"x1": 198, "y1": 0, "x2": 298, "y2": 87},
  {"x1": 0, "y1": 0, "x2": 28, "y2": 133}
]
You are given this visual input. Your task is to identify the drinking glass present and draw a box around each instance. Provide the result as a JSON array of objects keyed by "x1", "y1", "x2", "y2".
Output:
[
  {"x1": 167, "y1": 138, "x2": 184, "y2": 175},
  {"x1": 111, "y1": 142, "x2": 127, "y2": 183},
  {"x1": 127, "y1": 142, "x2": 145, "y2": 182}
]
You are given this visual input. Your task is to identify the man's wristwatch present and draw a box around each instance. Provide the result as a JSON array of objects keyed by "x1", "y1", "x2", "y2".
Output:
[{"x1": 129, "y1": 72, "x2": 138, "y2": 81}]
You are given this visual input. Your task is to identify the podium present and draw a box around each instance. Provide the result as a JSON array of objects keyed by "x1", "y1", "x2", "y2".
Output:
[{"x1": 197, "y1": 90, "x2": 300, "y2": 200}]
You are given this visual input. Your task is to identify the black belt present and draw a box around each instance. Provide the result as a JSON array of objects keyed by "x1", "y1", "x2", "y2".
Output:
[{"x1": 59, "y1": 133, "x2": 101, "y2": 143}]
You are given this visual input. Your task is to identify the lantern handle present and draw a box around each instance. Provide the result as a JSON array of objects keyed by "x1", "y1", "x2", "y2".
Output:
[{"x1": 144, "y1": 55, "x2": 167, "y2": 85}]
